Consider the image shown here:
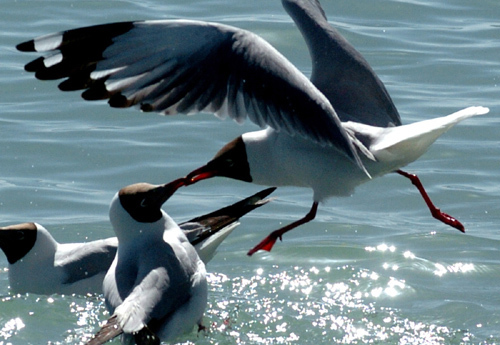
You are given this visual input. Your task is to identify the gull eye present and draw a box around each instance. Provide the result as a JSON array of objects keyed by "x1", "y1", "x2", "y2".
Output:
[
  {"x1": 140, "y1": 199, "x2": 148, "y2": 208},
  {"x1": 16, "y1": 231, "x2": 25, "y2": 241}
]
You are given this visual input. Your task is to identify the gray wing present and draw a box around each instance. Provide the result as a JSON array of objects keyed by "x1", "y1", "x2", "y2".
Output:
[
  {"x1": 282, "y1": 0, "x2": 401, "y2": 127},
  {"x1": 17, "y1": 19, "x2": 363, "y2": 169},
  {"x1": 179, "y1": 222, "x2": 206, "y2": 243},
  {"x1": 58, "y1": 238, "x2": 118, "y2": 285}
]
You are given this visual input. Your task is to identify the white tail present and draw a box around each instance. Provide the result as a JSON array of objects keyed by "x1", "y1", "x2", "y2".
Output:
[{"x1": 367, "y1": 106, "x2": 489, "y2": 164}]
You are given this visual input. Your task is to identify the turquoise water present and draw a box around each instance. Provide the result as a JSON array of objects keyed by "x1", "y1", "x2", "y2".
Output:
[{"x1": 1, "y1": 0, "x2": 499, "y2": 344}]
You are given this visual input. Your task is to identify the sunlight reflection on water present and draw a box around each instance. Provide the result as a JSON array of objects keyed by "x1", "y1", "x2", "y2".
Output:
[
  {"x1": 0, "y1": 254, "x2": 492, "y2": 345},
  {"x1": 49, "y1": 245, "x2": 492, "y2": 345},
  {"x1": 197, "y1": 268, "x2": 475, "y2": 345},
  {"x1": 0, "y1": 0, "x2": 499, "y2": 343},
  {"x1": 0, "y1": 316, "x2": 25, "y2": 341}
]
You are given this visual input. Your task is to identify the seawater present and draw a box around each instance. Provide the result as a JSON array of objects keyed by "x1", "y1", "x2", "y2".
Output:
[{"x1": 0, "y1": 0, "x2": 499, "y2": 344}]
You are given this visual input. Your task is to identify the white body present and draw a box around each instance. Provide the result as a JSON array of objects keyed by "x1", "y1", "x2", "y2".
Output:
[
  {"x1": 8, "y1": 224, "x2": 117, "y2": 295},
  {"x1": 104, "y1": 193, "x2": 207, "y2": 344},
  {"x1": 244, "y1": 106, "x2": 489, "y2": 202}
]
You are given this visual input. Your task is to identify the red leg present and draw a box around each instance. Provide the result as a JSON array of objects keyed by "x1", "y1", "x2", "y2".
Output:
[
  {"x1": 396, "y1": 169, "x2": 465, "y2": 232},
  {"x1": 247, "y1": 201, "x2": 319, "y2": 256}
]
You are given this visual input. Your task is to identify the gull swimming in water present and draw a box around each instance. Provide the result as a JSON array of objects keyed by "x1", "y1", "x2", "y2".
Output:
[
  {"x1": 86, "y1": 180, "x2": 243, "y2": 345},
  {"x1": 16, "y1": 0, "x2": 489, "y2": 255},
  {"x1": 0, "y1": 188, "x2": 274, "y2": 295},
  {"x1": 0, "y1": 222, "x2": 117, "y2": 296}
]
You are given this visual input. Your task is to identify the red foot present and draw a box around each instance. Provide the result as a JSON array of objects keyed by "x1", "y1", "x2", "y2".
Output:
[
  {"x1": 247, "y1": 202, "x2": 319, "y2": 256},
  {"x1": 430, "y1": 208, "x2": 464, "y2": 232},
  {"x1": 396, "y1": 170, "x2": 465, "y2": 232},
  {"x1": 247, "y1": 233, "x2": 280, "y2": 256}
]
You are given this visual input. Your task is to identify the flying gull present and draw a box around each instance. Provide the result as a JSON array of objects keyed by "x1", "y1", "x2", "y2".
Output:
[{"x1": 16, "y1": 0, "x2": 489, "y2": 255}]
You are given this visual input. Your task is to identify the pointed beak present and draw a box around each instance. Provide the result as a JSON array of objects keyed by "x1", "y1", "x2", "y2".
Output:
[
  {"x1": 154, "y1": 169, "x2": 216, "y2": 206},
  {"x1": 155, "y1": 177, "x2": 190, "y2": 206},
  {"x1": 138, "y1": 166, "x2": 219, "y2": 214},
  {"x1": 186, "y1": 164, "x2": 219, "y2": 184}
]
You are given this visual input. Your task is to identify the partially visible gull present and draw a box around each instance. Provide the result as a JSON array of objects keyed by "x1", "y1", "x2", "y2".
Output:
[
  {"x1": 0, "y1": 188, "x2": 274, "y2": 295},
  {"x1": 16, "y1": 0, "x2": 489, "y2": 255},
  {"x1": 0, "y1": 222, "x2": 117, "y2": 296}
]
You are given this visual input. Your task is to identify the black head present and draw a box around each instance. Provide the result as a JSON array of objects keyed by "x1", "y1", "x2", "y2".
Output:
[
  {"x1": 186, "y1": 136, "x2": 252, "y2": 184},
  {"x1": 0, "y1": 223, "x2": 38, "y2": 264},
  {"x1": 118, "y1": 182, "x2": 182, "y2": 223}
]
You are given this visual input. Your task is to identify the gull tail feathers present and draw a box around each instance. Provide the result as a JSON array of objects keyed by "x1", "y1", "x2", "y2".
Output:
[
  {"x1": 372, "y1": 106, "x2": 489, "y2": 162},
  {"x1": 346, "y1": 106, "x2": 489, "y2": 166}
]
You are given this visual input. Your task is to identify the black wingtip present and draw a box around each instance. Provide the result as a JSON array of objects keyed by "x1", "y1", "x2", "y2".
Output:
[
  {"x1": 16, "y1": 40, "x2": 35, "y2": 52},
  {"x1": 24, "y1": 57, "x2": 44, "y2": 72},
  {"x1": 253, "y1": 187, "x2": 277, "y2": 201},
  {"x1": 80, "y1": 82, "x2": 113, "y2": 99},
  {"x1": 140, "y1": 102, "x2": 154, "y2": 112},
  {"x1": 109, "y1": 93, "x2": 134, "y2": 108},
  {"x1": 186, "y1": 187, "x2": 277, "y2": 235},
  {"x1": 186, "y1": 188, "x2": 276, "y2": 247}
]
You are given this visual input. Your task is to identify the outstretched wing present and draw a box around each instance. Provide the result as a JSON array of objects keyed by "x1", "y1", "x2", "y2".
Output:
[
  {"x1": 183, "y1": 186, "x2": 276, "y2": 245},
  {"x1": 179, "y1": 187, "x2": 276, "y2": 263},
  {"x1": 17, "y1": 19, "x2": 364, "y2": 170},
  {"x1": 282, "y1": 0, "x2": 402, "y2": 127}
]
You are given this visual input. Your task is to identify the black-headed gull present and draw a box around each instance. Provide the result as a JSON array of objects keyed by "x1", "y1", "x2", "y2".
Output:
[
  {"x1": 0, "y1": 188, "x2": 275, "y2": 295},
  {"x1": 85, "y1": 181, "x2": 209, "y2": 344},
  {"x1": 16, "y1": 0, "x2": 489, "y2": 255},
  {"x1": 0, "y1": 222, "x2": 117, "y2": 296}
]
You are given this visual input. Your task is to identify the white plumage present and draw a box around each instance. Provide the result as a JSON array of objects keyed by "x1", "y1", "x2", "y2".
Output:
[{"x1": 86, "y1": 182, "x2": 207, "y2": 345}]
